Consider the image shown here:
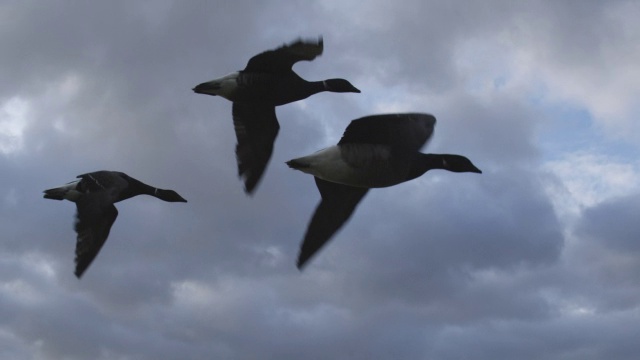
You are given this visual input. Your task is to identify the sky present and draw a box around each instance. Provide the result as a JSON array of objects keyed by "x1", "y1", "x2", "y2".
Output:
[{"x1": 1, "y1": 1, "x2": 640, "y2": 359}]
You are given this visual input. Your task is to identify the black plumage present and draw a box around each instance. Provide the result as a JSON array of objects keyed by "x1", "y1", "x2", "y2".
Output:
[
  {"x1": 287, "y1": 113, "x2": 482, "y2": 269},
  {"x1": 193, "y1": 37, "x2": 360, "y2": 194},
  {"x1": 43, "y1": 171, "x2": 187, "y2": 278}
]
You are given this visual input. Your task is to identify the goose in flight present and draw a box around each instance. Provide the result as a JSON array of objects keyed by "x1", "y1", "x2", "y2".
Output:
[
  {"x1": 43, "y1": 171, "x2": 187, "y2": 278},
  {"x1": 193, "y1": 37, "x2": 360, "y2": 194},
  {"x1": 287, "y1": 113, "x2": 482, "y2": 269}
]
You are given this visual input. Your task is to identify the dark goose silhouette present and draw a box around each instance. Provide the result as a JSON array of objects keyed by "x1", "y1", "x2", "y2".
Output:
[
  {"x1": 193, "y1": 36, "x2": 360, "y2": 194},
  {"x1": 43, "y1": 171, "x2": 187, "y2": 278},
  {"x1": 286, "y1": 113, "x2": 482, "y2": 269}
]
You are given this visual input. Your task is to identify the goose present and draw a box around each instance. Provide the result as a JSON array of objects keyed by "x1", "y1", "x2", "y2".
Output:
[
  {"x1": 286, "y1": 113, "x2": 482, "y2": 269},
  {"x1": 43, "y1": 171, "x2": 187, "y2": 278},
  {"x1": 193, "y1": 36, "x2": 360, "y2": 194}
]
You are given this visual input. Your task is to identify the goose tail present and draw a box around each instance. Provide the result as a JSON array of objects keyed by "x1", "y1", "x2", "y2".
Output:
[
  {"x1": 286, "y1": 159, "x2": 310, "y2": 170},
  {"x1": 43, "y1": 180, "x2": 81, "y2": 201}
]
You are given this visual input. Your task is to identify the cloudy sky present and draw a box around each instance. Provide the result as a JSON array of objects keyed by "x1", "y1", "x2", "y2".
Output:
[{"x1": 1, "y1": 1, "x2": 639, "y2": 359}]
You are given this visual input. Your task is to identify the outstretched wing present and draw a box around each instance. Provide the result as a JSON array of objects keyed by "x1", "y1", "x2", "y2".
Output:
[
  {"x1": 338, "y1": 113, "x2": 436, "y2": 153},
  {"x1": 74, "y1": 195, "x2": 118, "y2": 278},
  {"x1": 297, "y1": 177, "x2": 369, "y2": 269},
  {"x1": 244, "y1": 37, "x2": 324, "y2": 74},
  {"x1": 232, "y1": 102, "x2": 280, "y2": 194}
]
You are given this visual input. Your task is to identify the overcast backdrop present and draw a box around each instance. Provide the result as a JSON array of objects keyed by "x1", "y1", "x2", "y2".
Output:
[{"x1": 1, "y1": 1, "x2": 640, "y2": 359}]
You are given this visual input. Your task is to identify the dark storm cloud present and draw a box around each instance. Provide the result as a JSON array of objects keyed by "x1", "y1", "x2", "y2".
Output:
[
  {"x1": 306, "y1": 167, "x2": 562, "y2": 311},
  {"x1": 429, "y1": 312, "x2": 640, "y2": 360},
  {"x1": 566, "y1": 193, "x2": 640, "y2": 313},
  {"x1": 1, "y1": 0, "x2": 639, "y2": 359},
  {"x1": 577, "y1": 194, "x2": 640, "y2": 253}
]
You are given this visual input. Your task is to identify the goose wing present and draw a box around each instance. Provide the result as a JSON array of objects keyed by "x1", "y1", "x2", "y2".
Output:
[
  {"x1": 73, "y1": 194, "x2": 119, "y2": 278},
  {"x1": 338, "y1": 113, "x2": 436, "y2": 153},
  {"x1": 297, "y1": 177, "x2": 368, "y2": 269},
  {"x1": 244, "y1": 37, "x2": 323, "y2": 74},
  {"x1": 232, "y1": 102, "x2": 280, "y2": 194}
]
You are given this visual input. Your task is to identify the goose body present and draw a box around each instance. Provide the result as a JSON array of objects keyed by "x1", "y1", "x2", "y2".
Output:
[
  {"x1": 193, "y1": 37, "x2": 360, "y2": 194},
  {"x1": 286, "y1": 144, "x2": 416, "y2": 188},
  {"x1": 43, "y1": 171, "x2": 187, "y2": 278},
  {"x1": 286, "y1": 113, "x2": 482, "y2": 269},
  {"x1": 195, "y1": 71, "x2": 336, "y2": 106}
]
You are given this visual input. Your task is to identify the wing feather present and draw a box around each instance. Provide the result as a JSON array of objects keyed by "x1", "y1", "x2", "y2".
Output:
[
  {"x1": 297, "y1": 178, "x2": 368, "y2": 269},
  {"x1": 338, "y1": 113, "x2": 436, "y2": 153},
  {"x1": 232, "y1": 102, "x2": 280, "y2": 194},
  {"x1": 74, "y1": 196, "x2": 119, "y2": 278},
  {"x1": 244, "y1": 37, "x2": 323, "y2": 73}
]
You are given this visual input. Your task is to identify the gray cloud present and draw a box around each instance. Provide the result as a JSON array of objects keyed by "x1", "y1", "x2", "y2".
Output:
[
  {"x1": 577, "y1": 194, "x2": 640, "y2": 253},
  {"x1": 1, "y1": 1, "x2": 639, "y2": 359}
]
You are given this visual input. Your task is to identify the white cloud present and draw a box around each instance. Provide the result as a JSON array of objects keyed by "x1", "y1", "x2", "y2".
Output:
[
  {"x1": 515, "y1": 2, "x2": 640, "y2": 141},
  {"x1": 170, "y1": 279, "x2": 218, "y2": 309},
  {"x1": 41, "y1": 73, "x2": 84, "y2": 136},
  {"x1": 0, "y1": 97, "x2": 29, "y2": 155},
  {"x1": 544, "y1": 152, "x2": 640, "y2": 221},
  {"x1": 451, "y1": 1, "x2": 640, "y2": 145}
]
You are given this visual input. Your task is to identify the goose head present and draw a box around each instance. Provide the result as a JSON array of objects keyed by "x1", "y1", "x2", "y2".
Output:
[
  {"x1": 438, "y1": 154, "x2": 482, "y2": 173},
  {"x1": 155, "y1": 189, "x2": 188, "y2": 203}
]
